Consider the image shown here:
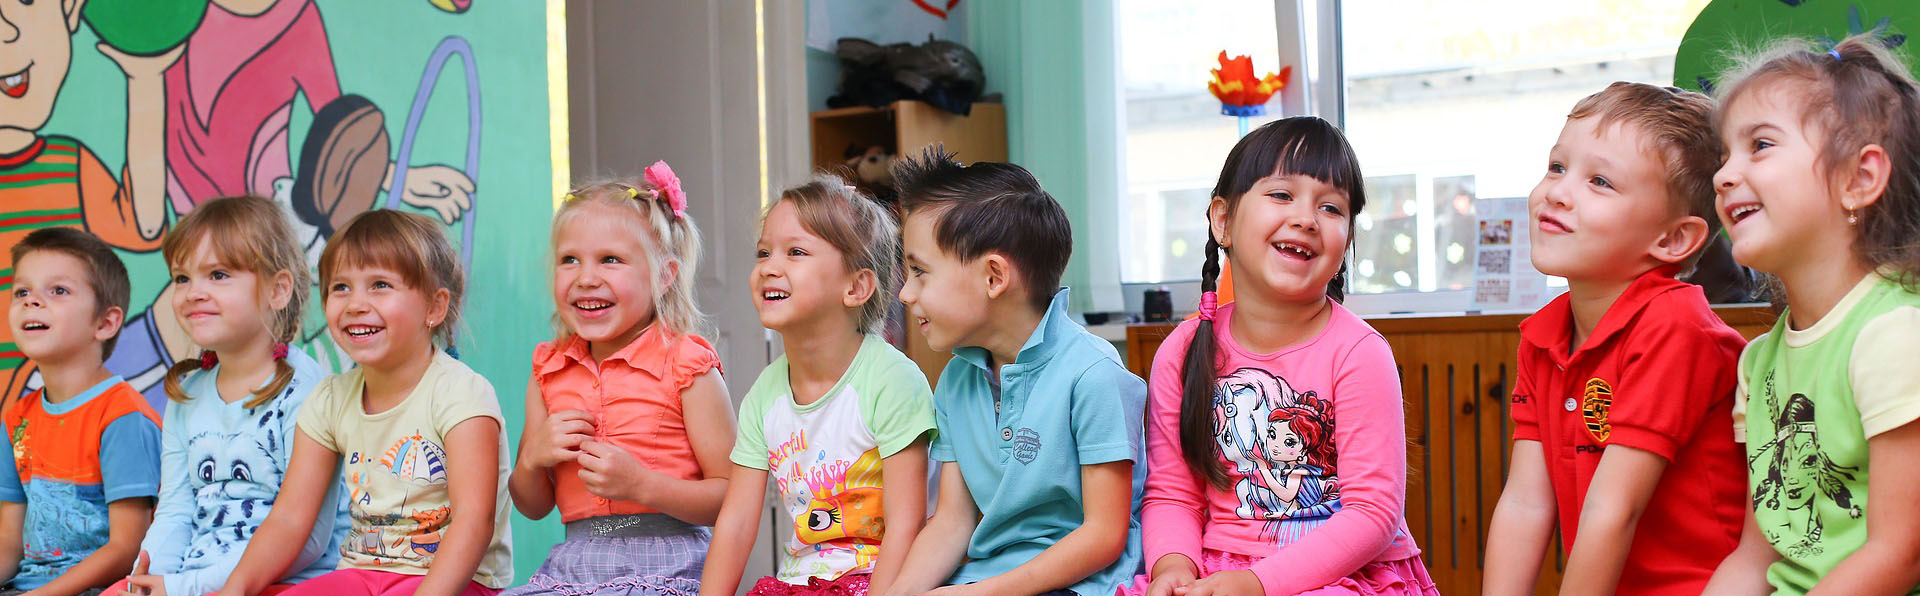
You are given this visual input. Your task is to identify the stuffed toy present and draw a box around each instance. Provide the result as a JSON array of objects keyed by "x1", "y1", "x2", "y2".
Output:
[{"x1": 828, "y1": 35, "x2": 988, "y2": 115}]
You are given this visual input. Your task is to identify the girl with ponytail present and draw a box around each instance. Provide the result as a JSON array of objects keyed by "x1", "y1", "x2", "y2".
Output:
[
  {"x1": 115, "y1": 196, "x2": 349, "y2": 596},
  {"x1": 1127, "y1": 117, "x2": 1436, "y2": 596}
]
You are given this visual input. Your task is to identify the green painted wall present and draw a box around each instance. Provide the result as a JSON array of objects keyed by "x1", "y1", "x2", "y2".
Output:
[{"x1": 37, "y1": 0, "x2": 555, "y2": 581}]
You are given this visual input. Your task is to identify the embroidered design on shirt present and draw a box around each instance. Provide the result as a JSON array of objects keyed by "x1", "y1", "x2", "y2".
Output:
[
  {"x1": 1749, "y1": 382, "x2": 1862, "y2": 559},
  {"x1": 1012, "y1": 428, "x2": 1042, "y2": 464},
  {"x1": 1212, "y1": 368, "x2": 1342, "y2": 538},
  {"x1": 1582, "y1": 377, "x2": 1613, "y2": 442}
]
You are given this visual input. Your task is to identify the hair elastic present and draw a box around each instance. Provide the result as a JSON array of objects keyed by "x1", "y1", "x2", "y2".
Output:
[
  {"x1": 1198, "y1": 291, "x2": 1219, "y2": 322},
  {"x1": 1829, "y1": 47, "x2": 1844, "y2": 62}
]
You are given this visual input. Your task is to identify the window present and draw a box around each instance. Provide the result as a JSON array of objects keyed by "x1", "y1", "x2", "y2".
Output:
[
  {"x1": 1116, "y1": 0, "x2": 1284, "y2": 284},
  {"x1": 1337, "y1": 0, "x2": 1711, "y2": 309}
]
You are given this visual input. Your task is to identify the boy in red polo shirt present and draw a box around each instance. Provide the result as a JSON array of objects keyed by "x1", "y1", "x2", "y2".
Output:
[{"x1": 1481, "y1": 82, "x2": 1748, "y2": 596}]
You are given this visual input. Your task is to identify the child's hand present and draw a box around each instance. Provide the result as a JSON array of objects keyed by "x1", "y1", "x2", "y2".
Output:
[
  {"x1": 531, "y1": 410, "x2": 595, "y2": 469},
  {"x1": 1146, "y1": 554, "x2": 1201, "y2": 596},
  {"x1": 122, "y1": 551, "x2": 164, "y2": 596},
  {"x1": 577, "y1": 440, "x2": 652, "y2": 503},
  {"x1": 1176, "y1": 569, "x2": 1262, "y2": 596}
]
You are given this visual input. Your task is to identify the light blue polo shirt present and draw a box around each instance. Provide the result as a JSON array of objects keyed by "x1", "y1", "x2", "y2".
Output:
[{"x1": 929, "y1": 289, "x2": 1146, "y2": 596}]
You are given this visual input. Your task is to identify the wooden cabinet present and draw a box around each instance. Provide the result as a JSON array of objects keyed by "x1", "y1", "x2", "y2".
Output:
[
  {"x1": 1125, "y1": 306, "x2": 1776, "y2": 595},
  {"x1": 810, "y1": 100, "x2": 1007, "y2": 388}
]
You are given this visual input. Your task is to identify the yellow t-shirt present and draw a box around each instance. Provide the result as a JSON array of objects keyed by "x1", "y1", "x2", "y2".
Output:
[{"x1": 297, "y1": 351, "x2": 513, "y2": 588}]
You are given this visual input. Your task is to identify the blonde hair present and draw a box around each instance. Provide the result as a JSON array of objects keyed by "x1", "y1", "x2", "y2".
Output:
[
  {"x1": 160, "y1": 196, "x2": 311, "y2": 408},
  {"x1": 318, "y1": 210, "x2": 466, "y2": 347},
  {"x1": 553, "y1": 177, "x2": 705, "y2": 340},
  {"x1": 765, "y1": 173, "x2": 900, "y2": 334}
]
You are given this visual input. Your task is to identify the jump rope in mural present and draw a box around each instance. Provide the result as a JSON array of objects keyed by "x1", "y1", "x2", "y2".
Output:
[{"x1": 1, "y1": 0, "x2": 489, "y2": 411}]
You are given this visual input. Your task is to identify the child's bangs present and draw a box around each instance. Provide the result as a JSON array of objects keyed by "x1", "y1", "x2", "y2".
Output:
[
  {"x1": 319, "y1": 214, "x2": 435, "y2": 291},
  {"x1": 1215, "y1": 118, "x2": 1367, "y2": 210}
]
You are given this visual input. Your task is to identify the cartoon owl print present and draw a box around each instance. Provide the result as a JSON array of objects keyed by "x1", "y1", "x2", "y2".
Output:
[{"x1": 183, "y1": 401, "x2": 292, "y2": 560}]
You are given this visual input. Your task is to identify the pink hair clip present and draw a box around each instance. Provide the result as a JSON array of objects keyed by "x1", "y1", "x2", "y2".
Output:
[
  {"x1": 1198, "y1": 291, "x2": 1219, "y2": 322},
  {"x1": 644, "y1": 160, "x2": 687, "y2": 219}
]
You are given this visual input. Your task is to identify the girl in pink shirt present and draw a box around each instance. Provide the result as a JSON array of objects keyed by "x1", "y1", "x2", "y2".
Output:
[
  {"x1": 1126, "y1": 117, "x2": 1438, "y2": 596},
  {"x1": 505, "y1": 163, "x2": 736, "y2": 596}
]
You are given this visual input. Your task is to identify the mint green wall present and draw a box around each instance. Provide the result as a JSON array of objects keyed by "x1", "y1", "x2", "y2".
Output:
[
  {"x1": 969, "y1": 1, "x2": 1122, "y2": 312},
  {"x1": 42, "y1": 0, "x2": 555, "y2": 581}
]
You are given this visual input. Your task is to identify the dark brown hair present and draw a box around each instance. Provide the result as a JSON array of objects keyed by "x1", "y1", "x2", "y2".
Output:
[
  {"x1": 160, "y1": 196, "x2": 311, "y2": 408},
  {"x1": 1568, "y1": 81, "x2": 1724, "y2": 267},
  {"x1": 11, "y1": 227, "x2": 131, "y2": 359},
  {"x1": 766, "y1": 173, "x2": 901, "y2": 334},
  {"x1": 892, "y1": 146, "x2": 1071, "y2": 313},
  {"x1": 1714, "y1": 35, "x2": 1920, "y2": 287},
  {"x1": 1181, "y1": 116, "x2": 1368, "y2": 488},
  {"x1": 318, "y1": 210, "x2": 466, "y2": 347}
]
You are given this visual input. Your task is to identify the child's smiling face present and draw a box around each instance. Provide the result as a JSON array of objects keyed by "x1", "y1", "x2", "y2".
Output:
[
  {"x1": 1713, "y1": 85, "x2": 1853, "y2": 276},
  {"x1": 1528, "y1": 116, "x2": 1693, "y2": 281},
  {"x1": 898, "y1": 209, "x2": 993, "y2": 354},
  {"x1": 552, "y1": 204, "x2": 663, "y2": 356},
  {"x1": 1211, "y1": 174, "x2": 1352, "y2": 307},
  {"x1": 0, "y1": 0, "x2": 79, "y2": 147},
  {"x1": 751, "y1": 200, "x2": 861, "y2": 335}
]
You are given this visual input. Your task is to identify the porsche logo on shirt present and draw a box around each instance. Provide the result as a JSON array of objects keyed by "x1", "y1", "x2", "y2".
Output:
[{"x1": 1582, "y1": 377, "x2": 1614, "y2": 442}]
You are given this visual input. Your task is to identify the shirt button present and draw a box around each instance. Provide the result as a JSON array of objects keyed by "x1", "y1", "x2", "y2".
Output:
[
  {"x1": 1564, "y1": 397, "x2": 1578, "y2": 412},
  {"x1": 1001, "y1": 428, "x2": 1013, "y2": 441}
]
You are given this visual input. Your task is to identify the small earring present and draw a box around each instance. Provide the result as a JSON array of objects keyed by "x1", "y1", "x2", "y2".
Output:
[{"x1": 1848, "y1": 210, "x2": 1858, "y2": 225}]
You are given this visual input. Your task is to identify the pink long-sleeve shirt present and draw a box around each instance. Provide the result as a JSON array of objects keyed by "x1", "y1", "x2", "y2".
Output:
[{"x1": 1141, "y1": 301, "x2": 1422, "y2": 595}]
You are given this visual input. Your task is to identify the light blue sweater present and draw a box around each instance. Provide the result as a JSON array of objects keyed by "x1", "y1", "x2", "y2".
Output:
[{"x1": 139, "y1": 350, "x2": 350, "y2": 595}]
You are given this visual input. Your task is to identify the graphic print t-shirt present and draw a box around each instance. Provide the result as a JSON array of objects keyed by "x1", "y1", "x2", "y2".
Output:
[
  {"x1": 297, "y1": 351, "x2": 513, "y2": 588},
  {"x1": 730, "y1": 335, "x2": 935, "y2": 583}
]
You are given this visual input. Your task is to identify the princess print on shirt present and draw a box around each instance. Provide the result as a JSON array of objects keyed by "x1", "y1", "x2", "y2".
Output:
[{"x1": 1212, "y1": 368, "x2": 1342, "y2": 540}]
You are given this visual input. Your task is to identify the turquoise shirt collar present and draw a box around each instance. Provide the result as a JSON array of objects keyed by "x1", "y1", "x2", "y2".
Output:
[
  {"x1": 954, "y1": 288, "x2": 1072, "y2": 372},
  {"x1": 41, "y1": 375, "x2": 127, "y2": 415}
]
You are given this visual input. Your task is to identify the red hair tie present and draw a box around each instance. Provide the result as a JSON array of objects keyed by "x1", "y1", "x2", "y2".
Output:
[
  {"x1": 273, "y1": 343, "x2": 290, "y2": 360},
  {"x1": 198, "y1": 351, "x2": 219, "y2": 370}
]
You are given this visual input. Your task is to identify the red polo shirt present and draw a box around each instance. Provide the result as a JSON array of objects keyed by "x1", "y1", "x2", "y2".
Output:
[{"x1": 1510, "y1": 266, "x2": 1747, "y2": 594}]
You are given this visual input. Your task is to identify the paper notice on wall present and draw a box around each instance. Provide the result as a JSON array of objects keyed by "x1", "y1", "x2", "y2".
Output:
[{"x1": 1472, "y1": 197, "x2": 1559, "y2": 312}]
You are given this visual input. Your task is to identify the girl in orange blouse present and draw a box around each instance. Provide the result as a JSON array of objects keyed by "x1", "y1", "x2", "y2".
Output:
[{"x1": 505, "y1": 162, "x2": 736, "y2": 596}]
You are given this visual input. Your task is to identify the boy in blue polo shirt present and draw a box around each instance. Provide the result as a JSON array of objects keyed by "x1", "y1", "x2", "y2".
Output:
[{"x1": 884, "y1": 148, "x2": 1146, "y2": 596}]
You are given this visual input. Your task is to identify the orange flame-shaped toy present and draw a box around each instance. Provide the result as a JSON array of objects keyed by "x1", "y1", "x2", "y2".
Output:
[{"x1": 1208, "y1": 51, "x2": 1292, "y2": 115}]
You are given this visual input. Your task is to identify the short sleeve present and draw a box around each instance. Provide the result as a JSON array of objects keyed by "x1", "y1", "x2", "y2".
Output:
[
  {"x1": 1850, "y1": 307, "x2": 1920, "y2": 438},
  {"x1": 0, "y1": 409, "x2": 23, "y2": 503},
  {"x1": 1607, "y1": 301, "x2": 1745, "y2": 460},
  {"x1": 430, "y1": 364, "x2": 505, "y2": 438},
  {"x1": 728, "y1": 368, "x2": 777, "y2": 470},
  {"x1": 668, "y1": 335, "x2": 724, "y2": 393},
  {"x1": 100, "y1": 412, "x2": 161, "y2": 502},
  {"x1": 1069, "y1": 359, "x2": 1147, "y2": 465},
  {"x1": 861, "y1": 354, "x2": 937, "y2": 458},
  {"x1": 1509, "y1": 350, "x2": 1541, "y2": 442},
  {"x1": 296, "y1": 375, "x2": 345, "y2": 451}
]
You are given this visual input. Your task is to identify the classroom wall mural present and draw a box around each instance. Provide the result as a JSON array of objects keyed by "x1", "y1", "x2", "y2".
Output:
[{"x1": 4, "y1": 0, "x2": 554, "y2": 421}]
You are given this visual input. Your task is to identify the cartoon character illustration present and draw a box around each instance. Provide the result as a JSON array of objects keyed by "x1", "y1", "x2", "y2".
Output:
[
  {"x1": 1750, "y1": 391, "x2": 1863, "y2": 558},
  {"x1": 182, "y1": 426, "x2": 283, "y2": 559},
  {"x1": 392, "y1": 507, "x2": 450, "y2": 562},
  {"x1": 792, "y1": 448, "x2": 885, "y2": 569},
  {"x1": 1250, "y1": 395, "x2": 1341, "y2": 538},
  {"x1": 1212, "y1": 368, "x2": 1291, "y2": 518},
  {"x1": 102, "y1": 0, "x2": 482, "y2": 402},
  {"x1": 0, "y1": 0, "x2": 176, "y2": 405}
]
